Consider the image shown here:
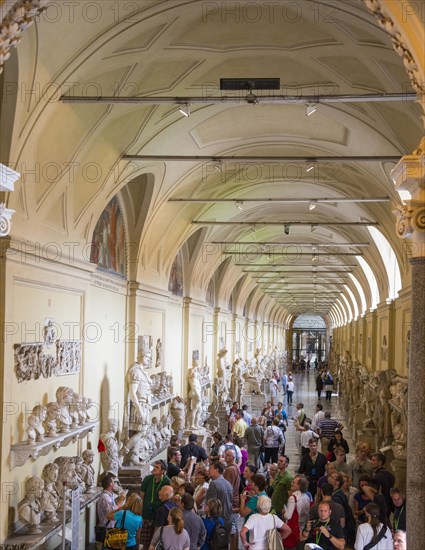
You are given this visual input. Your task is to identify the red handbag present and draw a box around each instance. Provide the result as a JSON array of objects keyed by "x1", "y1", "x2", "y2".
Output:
[{"x1": 283, "y1": 495, "x2": 300, "y2": 549}]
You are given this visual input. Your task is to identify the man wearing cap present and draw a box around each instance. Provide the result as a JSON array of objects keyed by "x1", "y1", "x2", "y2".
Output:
[{"x1": 180, "y1": 434, "x2": 208, "y2": 468}]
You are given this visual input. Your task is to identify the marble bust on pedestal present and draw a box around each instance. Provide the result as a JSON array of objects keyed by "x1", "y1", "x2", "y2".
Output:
[{"x1": 18, "y1": 477, "x2": 44, "y2": 534}]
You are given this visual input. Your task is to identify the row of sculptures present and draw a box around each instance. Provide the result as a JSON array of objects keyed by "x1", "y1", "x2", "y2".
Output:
[
  {"x1": 26, "y1": 387, "x2": 95, "y2": 444},
  {"x1": 337, "y1": 350, "x2": 408, "y2": 460},
  {"x1": 18, "y1": 451, "x2": 96, "y2": 534},
  {"x1": 98, "y1": 346, "x2": 287, "y2": 475}
]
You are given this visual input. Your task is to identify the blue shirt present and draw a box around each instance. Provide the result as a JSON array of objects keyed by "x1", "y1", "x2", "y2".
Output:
[
  {"x1": 113, "y1": 510, "x2": 142, "y2": 547},
  {"x1": 201, "y1": 516, "x2": 224, "y2": 550}
]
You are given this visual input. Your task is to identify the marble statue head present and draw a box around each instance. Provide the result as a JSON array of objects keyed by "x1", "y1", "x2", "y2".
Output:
[{"x1": 42, "y1": 463, "x2": 59, "y2": 483}]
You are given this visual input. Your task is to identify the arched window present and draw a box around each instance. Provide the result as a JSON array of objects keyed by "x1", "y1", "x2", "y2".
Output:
[
  {"x1": 357, "y1": 256, "x2": 379, "y2": 310},
  {"x1": 367, "y1": 227, "x2": 402, "y2": 300},
  {"x1": 344, "y1": 285, "x2": 359, "y2": 319},
  {"x1": 348, "y1": 273, "x2": 367, "y2": 315}
]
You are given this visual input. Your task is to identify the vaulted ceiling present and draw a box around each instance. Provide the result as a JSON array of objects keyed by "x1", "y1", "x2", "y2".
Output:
[{"x1": 2, "y1": 0, "x2": 424, "y2": 323}]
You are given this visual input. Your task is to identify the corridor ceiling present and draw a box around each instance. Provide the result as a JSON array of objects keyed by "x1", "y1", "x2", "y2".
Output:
[{"x1": 3, "y1": 0, "x2": 424, "y2": 325}]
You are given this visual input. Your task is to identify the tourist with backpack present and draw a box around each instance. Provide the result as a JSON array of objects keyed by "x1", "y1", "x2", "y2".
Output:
[
  {"x1": 201, "y1": 498, "x2": 226, "y2": 550},
  {"x1": 263, "y1": 418, "x2": 284, "y2": 464}
]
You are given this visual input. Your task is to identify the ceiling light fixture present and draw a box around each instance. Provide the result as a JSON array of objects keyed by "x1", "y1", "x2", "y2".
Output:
[
  {"x1": 235, "y1": 200, "x2": 244, "y2": 211},
  {"x1": 306, "y1": 103, "x2": 317, "y2": 116},
  {"x1": 178, "y1": 103, "x2": 190, "y2": 117},
  {"x1": 284, "y1": 224, "x2": 290, "y2": 235},
  {"x1": 309, "y1": 201, "x2": 317, "y2": 211},
  {"x1": 306, "y1": 164, "x2": 314, "y2": 173}
]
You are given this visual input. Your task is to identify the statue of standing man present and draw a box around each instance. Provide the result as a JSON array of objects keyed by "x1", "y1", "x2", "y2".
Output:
[
  {"x1": 187, "y1": 359, "x2": 203, "y2": 429},
  {"x1": 127, "y1": 350, "x2": 153, "y2": 428}
]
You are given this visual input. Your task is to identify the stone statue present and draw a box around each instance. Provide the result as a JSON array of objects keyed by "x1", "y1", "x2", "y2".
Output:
[
  {"x1": 99, "y1": 418, "x2": 122, "y2": 476},
  {"x1": 40, "y1": 463, "x2": 60, "y2": 522},
  {"x1": 82, "y1": 396, "x2": 94, "y2": 423},
  {"x1": 216, "y1": 348, "x2": 229, "y2": 403},
  {"x1": 73, "y1": 456, "x2": 87, "y2": 493},
  {"x1": 18, "y1": 476, "x2": 44, "y2": 534},
  {"x1": 229, "y1": 359, "x2": 243, "y2": 404},
  {"x1": 155, "y1": 338, "x2": 162, "y2": 369},
  {"x1": 170, "y1": 396, "x2": 186, "y2": 437},
  {"x1": 45, "y1": 401, "x2": 60, "y2": 437},
  {"x1": 187, "y1": 359, "x2": 203, "y2": 429},
  {"x1": 54, "y1": 457, "x2": 85, "y2": 508},
  {"x1": 126, "y1": 351, "x2": 153, "y2": 427},
  {"x1": 26, "y1": 404, "x2": 47, "y2": 444},
  {"x1": 69, "y1": 392, "x2": 83, "y2": 428},
  {"x1": 121, "y1": 430, "x2": 144, "y2": 466},
  {"x1": 55, "y1": 386, "x2": 74, "y2": 433},
  {"x1": 80, "y1": 450, "x2": 96, "y2": 493}
]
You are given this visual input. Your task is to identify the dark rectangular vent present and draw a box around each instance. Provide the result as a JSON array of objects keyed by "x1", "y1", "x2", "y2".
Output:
[{"x1": 220, "y1": 78, "x2": 280, "y2": 90}]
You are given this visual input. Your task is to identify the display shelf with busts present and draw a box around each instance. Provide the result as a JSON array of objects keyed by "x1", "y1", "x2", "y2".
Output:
[
  {"x1": 2, "y1": 488, "x2": 102, "y2": 549},
  {"x1": 10, "y1": 387, "x2": 97, "y2": 469},
  {"x1": 10, "y1": 421, "x2": 98, "y2": 469}
]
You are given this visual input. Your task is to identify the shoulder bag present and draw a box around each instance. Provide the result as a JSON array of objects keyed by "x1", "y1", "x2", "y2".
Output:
[
  {"x1": 104, "y1": 510, "x2": 128, "y2": 549},
  {"x1": 267, "y1": 514, "x2": 285, "y2": 550},
  {"x1": 283, "y1": 495, "x2": 300, "y2": 549},
  {"x1": 363, "y1": 524, "x2": 388, "y2": 550},
  {"x1": 154, "y1": 526, "x2": 165, "y2": 550}
]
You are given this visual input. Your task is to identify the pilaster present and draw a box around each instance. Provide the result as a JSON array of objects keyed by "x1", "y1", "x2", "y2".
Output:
[{"x1": 391, "y1": 141, "x2": 425, "y2": 550}]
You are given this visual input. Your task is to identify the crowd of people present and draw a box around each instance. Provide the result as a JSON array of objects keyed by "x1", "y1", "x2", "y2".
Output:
[{"x1": 96, "y1": 371, "x2": 406, "y2": 550}]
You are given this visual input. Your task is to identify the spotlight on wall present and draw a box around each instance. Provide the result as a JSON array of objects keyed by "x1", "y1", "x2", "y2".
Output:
[
  {"x1": 235, "y1": 200, "x2": 244, "y2": 211},
  {"x1": 213, "y1": 161, "x2": 223, "y2": 172},
  {"x1": 306, "y1": 103, "x2": 317, "y2": 116},
  {"x1": 284, "y1": 224, "x2": 290, "y2": 235},
  {"x1": 306, "y1": 163, "x2": 314, "y2": 173},
  {"x1": 309, "y1": 201, "x2": 317, "y2": 211},
  {"x1": 178, "y1": 103, "x2": 190, "y2": 117}
]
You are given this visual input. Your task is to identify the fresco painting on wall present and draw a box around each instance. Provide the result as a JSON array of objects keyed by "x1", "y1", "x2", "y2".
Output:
[
  {"x1": 90, "y1": 197, "x2": 126, "y2": 275},
  {"x1": 168, "y1": 252, "x2": 183, "y2": 296}
]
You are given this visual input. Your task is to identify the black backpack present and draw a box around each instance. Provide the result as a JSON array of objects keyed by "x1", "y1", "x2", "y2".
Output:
[{"x1": 210, "y1": 519, "x2": 227, "y2": 550}]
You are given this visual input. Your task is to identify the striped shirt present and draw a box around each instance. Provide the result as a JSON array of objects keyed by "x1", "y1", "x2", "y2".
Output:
[{"x1": 318, "y1": 418, "x2": 343, "y2": 439}]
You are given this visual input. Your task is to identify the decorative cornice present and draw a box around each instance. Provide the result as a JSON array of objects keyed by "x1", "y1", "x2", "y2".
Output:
[
  {"x1": 0, "y1": 202, "x2": 15, "y2": 236},
  {"x1": 0, "y1": 0, "x2": 50, "y2": 74},
  {"x1": 394, "y1": 201, "x2": 425, "y2": 239},
  {"x1": 363, "y1": 0, "x2": 425, "y2": 94}
]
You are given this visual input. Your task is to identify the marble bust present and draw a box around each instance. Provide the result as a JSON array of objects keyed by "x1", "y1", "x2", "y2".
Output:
[
  {"x1": 18, "y1": 476, "x2": 44, "y2": 534},
  {"x1": 40, "y1": 463, "x2": 60, "y2": 522},
  {"x1": 55, "y1": 386, "x2": 74, "y2": 433},
  {"x1": 80, "y1": 449, "x2": 96, "y2": 492}
]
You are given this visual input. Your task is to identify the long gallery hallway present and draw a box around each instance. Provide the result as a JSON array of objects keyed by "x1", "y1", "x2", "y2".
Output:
[{"x1": 248, "y1": 369, "x2": 355, "y2": 473}]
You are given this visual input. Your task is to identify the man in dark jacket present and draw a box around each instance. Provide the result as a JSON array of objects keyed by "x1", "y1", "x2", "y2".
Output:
[{"x1": 154, "y1": 485, "x2": 177, "y2": 527}]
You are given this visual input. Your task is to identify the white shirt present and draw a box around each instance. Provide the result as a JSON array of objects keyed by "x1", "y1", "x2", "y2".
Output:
[
  {"x1": 354, "y1": 522, "x2": 393, "y2": 550},
  {"x1": 286, "y1": 381, "x2": 295, "y2": 392},
  {"x1": 218, "y1": 443, "x2": 242, "y2": 463},
  {"x1": 285, "y1": 491, "x2": 311, "y2": 530},
  {"x1": 244, "y1": 513, "x2": 284, "y2": 550},
  {"x1": 300, "y1": 429, "x2": 319, "y2": 448},
  {"x1": 311, "y1": 410, "x2": 325, "y2": 430}
]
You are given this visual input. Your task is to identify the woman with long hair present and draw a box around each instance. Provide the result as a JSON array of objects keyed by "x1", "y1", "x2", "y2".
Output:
[
  {"x1": 106, "y1": 493, "x2": 143, "y2": 550},
  {"x1": 354, "y1": 502, "x2": 393, "y2": 550},
  {"x1": 149, "y1": 507, "x2": 190, "y2": 550}
]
